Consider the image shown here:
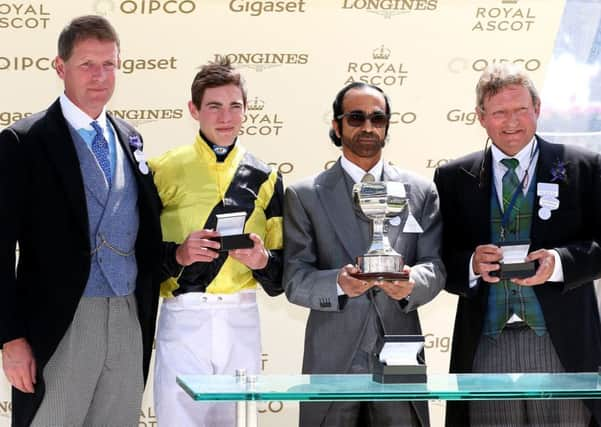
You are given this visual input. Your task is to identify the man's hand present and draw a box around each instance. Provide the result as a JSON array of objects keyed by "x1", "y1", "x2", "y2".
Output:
[
  {"x1": 338, "y1": 264, "x2": 374, "y2": 297},
  {"x1": 473, "y1": 244, "x2": 503, "y2": 283},
  {"x1": 175, "y1": 230, "x2": 221, "y2": 266},
  {"x1": 376, "y1": 265, "x2": 414, "y2": 300},
  {"x1": 2, "y1": 337, "x2": 36, "y2": 393},
  {"x1": 229, "y1": 233, "x2": 270, "y2": 270},
  {"x1": 511, "y1": 249, "x2": 555, "y2": 286}
]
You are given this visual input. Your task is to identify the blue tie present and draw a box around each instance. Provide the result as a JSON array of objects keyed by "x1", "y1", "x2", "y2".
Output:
[{"x1": 90, "y1": 121, "x2": 112, "y2": 187}]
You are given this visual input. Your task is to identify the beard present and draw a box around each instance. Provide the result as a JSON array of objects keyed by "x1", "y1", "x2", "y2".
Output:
[{"x1": 341, "y1": 131, "x2": 386, "y2": 158}]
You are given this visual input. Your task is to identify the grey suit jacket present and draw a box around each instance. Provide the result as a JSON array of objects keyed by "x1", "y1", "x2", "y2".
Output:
[{"x1": 283, "y1": 159, "x2": 445, "y2": 425}]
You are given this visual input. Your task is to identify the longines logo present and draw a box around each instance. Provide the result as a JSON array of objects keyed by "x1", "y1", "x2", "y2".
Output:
[
  {"x1": 94, "y1": 0, "x2": 197, "y2": 15},
  {"x1": 0, "y1": 3, "x2": 50, "y2": 29},
  {"x1": 211, "y1": 53, "x2": 309, "y2": 72},
  {"x1": 447, "y1": 57, "x2": 541, "y2": 74},
  {"x1": 341, "y1": 0, "x2": 437, "y2": 19},
  {"x1": 472, "y1": 0, "x2": 536, "y2": 32},
  {"x1": 0, "y1": 56, "x2": 178, "y2": 73},
  {"x1": 0, "y1": 111, "x2": 32, "y2": 127},
  {"x1": 121, "y1": 56, "x2": 177, "y2": 74},
  {"x1": 229, "y1": 0, "x2": 307, "y2": 16},
  {"x1": 240, "y1": 97, "x2": 284, "y2": 137},
  {"x1": 447, "y1": 109, "x2": 477, "y2": 126},
  {"x1": 0, "y1": 400, "x2": 11, "y2": 417},
  {"x1": 345, "y1": 46, "x2": 408, "y2": 87},
  {"x1": 108, "y1": 108, "x2": 184, "y2": 127},
  {"x1": 139, "y1": 406, "x2": 156, "y2": 426}
]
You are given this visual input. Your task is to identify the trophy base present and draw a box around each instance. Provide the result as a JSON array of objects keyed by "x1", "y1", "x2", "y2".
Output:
[
  {"x1": 350, "y1": 272, "x2": 410, "y2": 282},
  {"x1": 490, "y1": 261, "x2": 536, "y2": 280}
]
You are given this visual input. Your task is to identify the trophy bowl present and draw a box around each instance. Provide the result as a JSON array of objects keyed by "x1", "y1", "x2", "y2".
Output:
[{"x1": 350, "y1": 181, "x2": 410, "y2": 282}]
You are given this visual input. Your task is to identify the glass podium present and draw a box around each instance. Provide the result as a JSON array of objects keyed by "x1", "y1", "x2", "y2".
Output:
[{"x1": 177, "y1": 372, "x2": 601, "y2": 427}]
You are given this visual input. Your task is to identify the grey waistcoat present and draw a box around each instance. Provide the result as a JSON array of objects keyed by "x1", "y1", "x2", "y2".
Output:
[{"x1": 69, "y1": 124, "x2": 140, "y2": 297}]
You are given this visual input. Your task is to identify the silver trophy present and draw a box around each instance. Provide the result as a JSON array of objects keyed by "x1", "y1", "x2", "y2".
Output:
[{"x1": 352, "y1": 181, "x2": 411, "y2": 281}]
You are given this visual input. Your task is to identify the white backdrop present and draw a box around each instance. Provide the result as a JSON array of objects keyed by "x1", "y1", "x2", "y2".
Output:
[{"x1": 0, "y1": 1, "x2": 570, "y2": 425}]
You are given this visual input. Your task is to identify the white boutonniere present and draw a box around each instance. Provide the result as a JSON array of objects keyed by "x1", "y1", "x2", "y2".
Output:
[{"x1": 128, "y1": 134, "x2": 149, "y2": 175}]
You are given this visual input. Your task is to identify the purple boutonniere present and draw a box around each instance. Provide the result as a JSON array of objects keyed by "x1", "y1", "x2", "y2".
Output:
[
  {"x1": 550, "y1": 159, "x2": 568, "y2": 184},
  {"x1": 128, "y1": 134, "x2": 142, "y2": 150}
]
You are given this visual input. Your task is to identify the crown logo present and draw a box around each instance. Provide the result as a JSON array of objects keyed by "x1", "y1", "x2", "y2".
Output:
[
  {"x1": 247, "y1": 97, "x2": 265, "y2": 111},
  {"x1": 372, "y1": 45, "x2": 391, "y2": 60}
]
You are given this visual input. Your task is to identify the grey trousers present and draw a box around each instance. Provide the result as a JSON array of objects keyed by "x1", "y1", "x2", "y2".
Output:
[
  {"x1": 31, "y1": 295, "x2": 143, "y2": 427},
  {"x1": 300, "y1": 350, "x2": 423, "y2": 427},
  {"x1": 470, "y1": 326, "x2": 590, "y2": 427}
]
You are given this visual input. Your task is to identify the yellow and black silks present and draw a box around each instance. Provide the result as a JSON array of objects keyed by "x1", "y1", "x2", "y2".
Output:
[{"x1": 149, "y1": 134, "x2": 283, "y2": 298}]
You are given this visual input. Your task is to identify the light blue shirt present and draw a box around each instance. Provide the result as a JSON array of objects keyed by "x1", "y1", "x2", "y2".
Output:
[{"x1": 59, "y1": 93, "x2": 116, "y2": 177}]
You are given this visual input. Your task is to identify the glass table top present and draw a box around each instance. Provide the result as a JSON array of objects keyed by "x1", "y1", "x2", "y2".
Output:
[{"x1": 177, "y1": 373, "x2": 601, "y2": 402}]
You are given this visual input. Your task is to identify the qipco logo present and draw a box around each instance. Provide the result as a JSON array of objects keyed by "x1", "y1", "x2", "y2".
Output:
[{"x1": 119, "y1": 0, "x2": 196, "y2": 14}]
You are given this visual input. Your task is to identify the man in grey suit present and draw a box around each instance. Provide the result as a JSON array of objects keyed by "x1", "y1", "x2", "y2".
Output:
[{"x1": 283, "y1": 82, "x2": 445, "y2": 427}]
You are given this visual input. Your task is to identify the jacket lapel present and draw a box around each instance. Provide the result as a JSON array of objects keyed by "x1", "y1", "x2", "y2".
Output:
[
  {"x1": 316, "y1": 160, "x2": 366, "y2": 261},
  {"x1": 41, "y1": 100, "x2": 88, "y2": 237},
  {"x1": 466, "y1": 147, "x2": 492, "y2": 243},
  {"x1": 530, "y1": 137, "x2": 561, "y2": 248}
]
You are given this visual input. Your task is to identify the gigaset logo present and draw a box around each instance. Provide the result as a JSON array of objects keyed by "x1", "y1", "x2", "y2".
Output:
[{"x1": 228, "y1": 0, "x2": 307, "y2": 16}]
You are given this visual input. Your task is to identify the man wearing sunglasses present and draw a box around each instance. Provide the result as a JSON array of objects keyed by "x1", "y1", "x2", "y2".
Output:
[{"x1": 283, "y1": 82, "x2": 444, "y2": 427}]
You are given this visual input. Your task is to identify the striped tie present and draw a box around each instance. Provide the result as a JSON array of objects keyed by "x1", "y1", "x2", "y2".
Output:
[{"x1": 501, "y1": 157, "x2": 520, "y2": 224}]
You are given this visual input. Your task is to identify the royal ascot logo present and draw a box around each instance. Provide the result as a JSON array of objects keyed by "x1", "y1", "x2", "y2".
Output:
[
  {"x1": 139, "y1": 406, "x2": 157, "y2": 427},
  {"x1": 472, "y1": 0, "x2": 536, "y2": 32},
  {"x1": 240, "y1": 97, "x2": 284, "y2": 137},
  {"x1": 424, "y1": 333, "x2": 451, "y2": 353},
  {"x1": 94, "y1": 0, "x2": 197, "y2": 15},
  {"x1": 268, "y1": 161, "x2": 294, "y2": 175},
  {"x1": 344, "y1": 45, "x2": 409, "y2": 87},
  {"x1": 121, "y1": 56, "x2": 178, "y2": 74},
  {"x1": 447, "y1": 57, "x2": 541, "y2": 74},
  {"x1": 0, "y1": 3, "x2": 50, "y2": 30},
  {"x1": 228, "y1": 0, "x2": 307, "y2": 17},
  {"x1": 341, "y1": 0, "x2": 437, "y2": 19},
  {"x1": 0, "y1": 111, "x2": 32, "y2": 127},
  {"x1": 446, "y1": 108, "x2": 477, "y2": 126},
  {"x1": 211, "y1": 53, "x2": 309, "y2": 72},
  {"x1": 107, "y1": 108, "x2": 184, "y2": 127}
]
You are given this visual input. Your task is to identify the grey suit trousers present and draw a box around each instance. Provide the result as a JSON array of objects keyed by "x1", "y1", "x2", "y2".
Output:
[
  {"x1": 470, "y1": 326, "x2": 590, "y2": 427},
  {"x1": 31, "y1": 295, "x2": 143, "y2": 427}
]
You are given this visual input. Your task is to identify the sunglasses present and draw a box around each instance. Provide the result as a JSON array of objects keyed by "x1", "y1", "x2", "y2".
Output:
[{"x1": 337, "y1": 111, "x2": 390, "y2": 128}]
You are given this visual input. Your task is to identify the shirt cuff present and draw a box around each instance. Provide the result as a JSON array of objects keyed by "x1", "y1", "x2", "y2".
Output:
[
  {"x1": 336, "y1": 283, "x2": 346, "y2": 296},
  {"x1": 468, "y1": 253, "x2": 480, "y2": 288},
  {"x1": 547, "y1": 249, "x2": 564, "y2": 282}
]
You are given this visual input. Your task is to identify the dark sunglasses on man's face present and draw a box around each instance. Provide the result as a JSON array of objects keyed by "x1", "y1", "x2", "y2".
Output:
[{"x1": 336, "y1": 111, "x2": 390, "y2": 128}]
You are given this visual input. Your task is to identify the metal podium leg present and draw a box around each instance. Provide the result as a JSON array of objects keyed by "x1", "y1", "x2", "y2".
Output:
[
  {"x1": 235, "y1": 369, "x2": 258, "y2": 427},
  {"x1": 236, "y1": 401, "x2": 247, "y2": 427},
  {"x1": 247, "y1": 401, "x2": 258, "y2": 427},
  {"x1": 236, "y1": 401, "x2": 257, "y2": 427}
]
